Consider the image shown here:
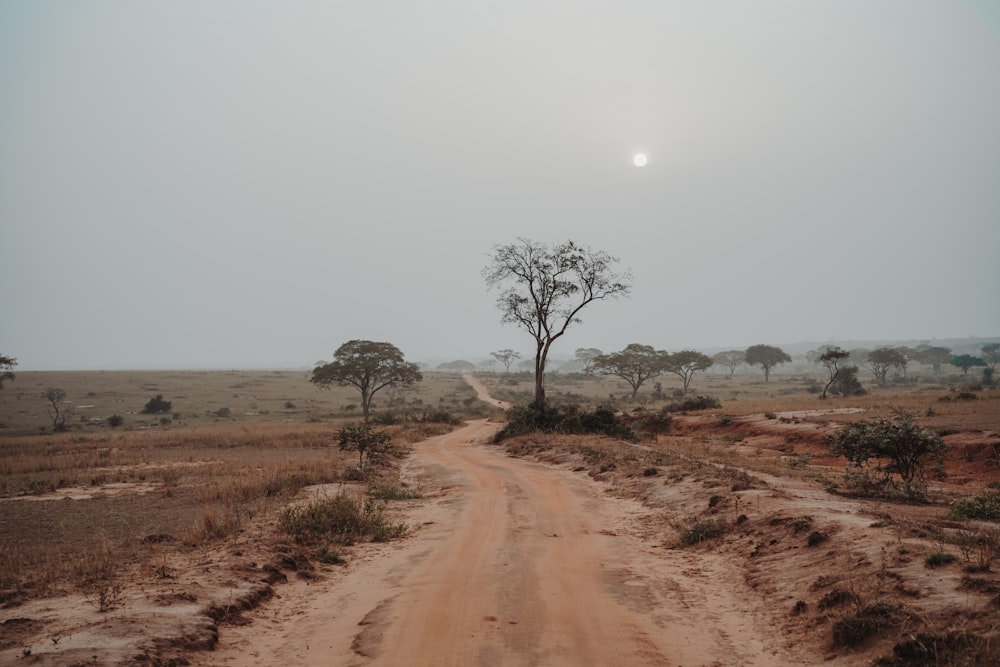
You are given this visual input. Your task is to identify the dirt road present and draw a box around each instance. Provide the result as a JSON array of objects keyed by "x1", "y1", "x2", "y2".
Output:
[{"x1": 199, "y1": 416, "x2": 805, "y2": 667}]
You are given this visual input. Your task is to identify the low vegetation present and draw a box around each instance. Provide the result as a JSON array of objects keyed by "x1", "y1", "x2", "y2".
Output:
[{"x1": 280, "y1": 493, "x2": 406, "y2": 547}]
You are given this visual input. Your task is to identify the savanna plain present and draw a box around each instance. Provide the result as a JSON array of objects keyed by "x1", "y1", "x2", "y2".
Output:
[{"x1": 1, "y1": 366, "x2": 999, "y2": 666}]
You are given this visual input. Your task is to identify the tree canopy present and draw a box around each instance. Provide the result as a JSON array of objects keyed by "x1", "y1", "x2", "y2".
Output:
[
  {"x1": 744, "y1": 344, "x2": 791, "y2": 383},
  {"x1": 311, "y1": 340, "x2": 422, "y2": 421},
  {"x1": 592, "y1": 344, "x2": 668, "y2": 400},
  {"x1": 0, "y1": 355, "x2": 16, "y2": 390},
  {"x1": 664, "y1": 350, "x2": 713, "y2": 394},
  {"x1": 483, "y1": 238, "x2": 631, "y2": 408},
  {"x1": 574, "y1": 347, "x2": 604, "y2": 375},
  {"x1": 712, "y1": 350, "x2": 744, "y2": 378},
  {"x1": 917, "y1": 345, "x2": 951, "y2": 373},
  {"x1": 950, "y1": 354, "x2": 986, "y2": 376},
  {"x1": 817, "y1": 346, "x2": 850, "y2": 399},
  {"x1": 490, "y1": 349, "x2": 521, "y2": 373},
  {"x1": 828, "y1": 411, "x2": 946, "y2": 500},
  {"x1": 866, "y1": 347, "x2": 905, "y2": 386},
  {"x1": 980, "y1": 343, "x2": 1000, "y2": 371}
]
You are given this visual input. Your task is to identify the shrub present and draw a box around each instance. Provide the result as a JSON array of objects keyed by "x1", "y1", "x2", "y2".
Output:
[
  {"x1": 818, "y1": 587, "x2": 857, "y2": 610},
  {"x1": 947, "y1": 493, "x2": 1000, "y2": 521},
  {"x1": 884, "y1": 632, "x2": 998, "y2": 666},
  {"x1": 634, "y1": 410, "x2": 672, "y2": 436},
  {"x1": 338, "y1": 422, "x2": 395, "y2": 473},
  {"x1": 280, "y1": 494, "x2": 405, "y2": 546},
  {"x1": 807, "y1": 531, "x2": 829, "y2": 547},
  {"x1": 832, "y1": 602, "x2": 899, "y2": 648},
  {"x1": 828, "y1": 411, "x2": 947, "y2": 501},
  {"x1": 316, "y1": 546, "x2": 345, "y2": 565},
  {"x1": 369, "y1": 481, "x2": 422, "y2": 500},
  {"x1": 142, "y1": 394, "x2": 172, "y2": 414},
  {"x1": 925, "y1": 551, "x2": 957, "y2": 568},
  {"x1": 680, "y1": 519, "x2": 727, "y2": 545},
  {"x1": 493, "y1": 403, "x2": 634, "y2": 443},
  {"x1": 667, "y1": 395, "x2": 721, "y2": 411},
  {"x1": 107, "y1": 414, "x2": 124, "y2": 428}
]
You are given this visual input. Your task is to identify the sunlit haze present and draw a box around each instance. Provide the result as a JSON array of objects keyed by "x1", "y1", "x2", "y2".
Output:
[{"x1": 2, "y1": 2, "x2": 998, "y2": 370}]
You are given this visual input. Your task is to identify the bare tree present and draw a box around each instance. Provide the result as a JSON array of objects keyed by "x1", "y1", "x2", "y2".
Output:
[
  {"x1": 483, "y1": 239, "x2": 631, "y2": 408},
  {"x1": 42, "y1": 388, "x2": 72, "y2": 432}
]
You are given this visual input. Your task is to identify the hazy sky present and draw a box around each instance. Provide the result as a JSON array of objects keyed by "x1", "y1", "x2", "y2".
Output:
[{"x1": 2, "y1": 1, "x2": 999, "y2": 370}]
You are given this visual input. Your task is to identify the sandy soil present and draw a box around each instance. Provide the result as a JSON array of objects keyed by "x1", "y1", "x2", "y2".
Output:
[{"x1": 193, "y1": 418, "x2": 805, "y2": 667}]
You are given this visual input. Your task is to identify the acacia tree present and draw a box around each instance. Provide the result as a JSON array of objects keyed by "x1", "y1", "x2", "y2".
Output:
[
  {"x1": 712, "y1": 350, "x2": 744, "y2": 378},
  {"x1": 0, "y1": 355, "x2": 16, "y2": 390},
  {"x1": 574, "y1": 347, "x2": 604, "y2": 375},
  {"x1": 664, "y1": 350, "x2": 713, "y2": 394},
  {"x1": 950, "y1": 354, "x2": 986, "y2": 377},
  {"x1": 483, "y1": 239, "x2": 631, "y2": 408},
  {"x1": 744, "y1": 344, "x2": 791, "y2": 383},
  {"x1": 980, "y1": 343, "x2": 1000, "y2": 371},
  {"x1": 592, "y1": 344, "x2": 668, "y2": 401},
  {"x1": 866, "y1": 347, "x2": 905, "y2": 386},
  {"x1": 893, "y1": 346, "x2": 919, "y2": 378},
  {"x1": 490, "y1": 349, "x2": 521, "y2": 373},
  {"x1": 917, "y1": 346, "x2": 951, "y2": 373},
  {"x1": 311, "y1": 340, "x2": 422, "y2": 421},
  {"x1": 817, "y1": 346, "x2": 850, "y2": 399}
]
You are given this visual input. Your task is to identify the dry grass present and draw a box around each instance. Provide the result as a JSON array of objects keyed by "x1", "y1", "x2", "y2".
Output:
[
  {"x1": 0, "y1": 369, "x2": 487, "y2": 434},
  {"x1": 0, "y1": 370, "x2": 475, "y2": 604}
]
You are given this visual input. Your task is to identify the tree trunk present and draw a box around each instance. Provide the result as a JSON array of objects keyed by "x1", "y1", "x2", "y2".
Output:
[
  {"x1": 361, "y1": 388, "x2": 372, "y2": 422},
  {"x1": 533, "y1": 342, "x2": 550, "y2": 409}
]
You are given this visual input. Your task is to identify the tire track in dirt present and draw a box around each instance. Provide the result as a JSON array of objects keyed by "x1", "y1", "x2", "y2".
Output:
[{"x1": 198, "y1": 417, "x2": 809, "y2": 666}]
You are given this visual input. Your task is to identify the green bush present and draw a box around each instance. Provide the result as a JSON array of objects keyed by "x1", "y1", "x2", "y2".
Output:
[
  {"x1": 493, "y1": 404, "x2": 634, "y2": 443},
  {"x1": 141, "y1": 394, "x2": 172, "y2": 415},
  {"x1": 828, "y1": 411, "x2": 947, "y2": 501},
  {"x1": 947, "y1": 493, "x2": 1000, "y2": 521}
]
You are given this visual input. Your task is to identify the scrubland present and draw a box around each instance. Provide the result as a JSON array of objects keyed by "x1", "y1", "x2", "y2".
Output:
[{"x1": 1, "y1": 365, "x2": 998, "y2": 665}]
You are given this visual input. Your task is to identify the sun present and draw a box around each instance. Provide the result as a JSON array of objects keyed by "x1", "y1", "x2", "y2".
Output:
[{"x1": 633, "y1": 153, "x2": 648, "y2": 167}]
